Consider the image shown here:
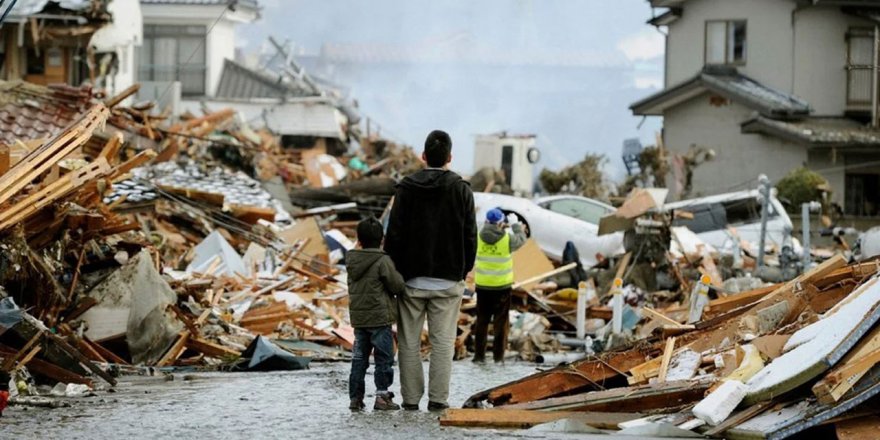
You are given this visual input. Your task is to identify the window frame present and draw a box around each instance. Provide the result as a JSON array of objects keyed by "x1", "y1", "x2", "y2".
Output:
[
  {"x1": 845, "y1": 27, "x2": 875, "y2": 107},
  {"x1": 704, "y1": 20, "x2": 747, "y2": 67},
  {"x1": 138, "y1": 24, "x2": 208, "y2": 97}
]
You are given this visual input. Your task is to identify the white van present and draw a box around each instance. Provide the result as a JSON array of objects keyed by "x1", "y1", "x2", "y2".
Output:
[{"x1": 664, "y1": 189, "x2": 793, "y2": 254}]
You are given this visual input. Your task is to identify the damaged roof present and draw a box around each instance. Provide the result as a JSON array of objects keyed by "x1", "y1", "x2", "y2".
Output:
[
  {"x1": 631, "y1": 66, "x2": 811, "y2": 118},
  {"x1": 8, "y1": 0, "x2": 92, "y2": 16},
  {"x1": 0, "y1": 81, "x2": 94, "y2": 145},
  {"x1": 215, "y1": 59, "x2": 314, "y2": 100},
  {"x1": 741, "y1": 115, "x2": 880, "y2": 148}
]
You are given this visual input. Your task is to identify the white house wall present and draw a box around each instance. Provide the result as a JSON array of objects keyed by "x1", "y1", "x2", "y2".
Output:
[
  {"x1": 663, "y1": 95, "x2": 806, "y2": 199},
  {"x1": 206, "y1": 19, "x2": 236, "y2": 97},
  {"x1": 665, "y1": 0, "x2": 795, "y2": 92},
  {"x1": 793, "y1": 8, "x2": 874, "y2": 115}
]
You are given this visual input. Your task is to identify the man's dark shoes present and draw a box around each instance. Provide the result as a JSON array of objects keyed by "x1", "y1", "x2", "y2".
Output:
[
  {"x1": 427, "y1": 401, "x2": 449, "y2": 411},
  {"x1": 472, "y1": 356, "x2": 486, "y2": 364},
  {"x1": 349, "y1": 398, "x2": 365, "y2": 411},
  {"x1": 374, "y1": 392, "x2": 401, "y2": 411},
  {"x1": 402, "y1": 402, "x2": 420, "y2": 411}
]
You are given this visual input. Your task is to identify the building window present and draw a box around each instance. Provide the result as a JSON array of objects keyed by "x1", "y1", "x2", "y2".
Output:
[
  {"x1": 137, "y1": 25, "x2": 207, "y2": 96},
  {"x1": 846, "y1": 28, "x2": 875, "y2": 106},
  {"x1": 705, "y1": 20, "x2": 746, "y2": 65}
]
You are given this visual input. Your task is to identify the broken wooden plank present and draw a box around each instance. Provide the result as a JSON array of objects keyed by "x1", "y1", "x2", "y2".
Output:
[
  {"x1": 464, "y1": 347, "x2": 655, "y2": 407},
  {"x1": 0, "y1": 104, "x2": 108, "y2": 208},
  {"x1": 813, "y1": 324, "x2": 880, "y2": 404},
  {"x1": 14, "y1": 346, "x2": 42, "y2": 371},
  {"x1": 46, "y1": 333, "x2": 117, "y2": 386},
  {"x1": 500, "y1": 380, "x2": 711, "y2": 413},
  {"x1": 658, "y1": 336, "x2": 677, "y2": 383},
  {"x1": 439, "y1": 408, "x2": 642, "y2": 429},
  {"x1": 157, "y1": 331, "x2": 190, "y2": 367},
  {"x1": 703, "y1": 400, "x2": 777, "y2": 438},
  {"x1": 643, "y1": 307, "x2": 682, "y2": 327},
  {"x1": 84, "y1": 337, "x2": 130, "y2": 365},
  {"x1": 1, "y1": 333, "x2": 41, "y2": 371},
  {"x1": 0, "y1": 344, "x2": 92, "y2": 387},
  {"x1": 185, "y1": 337, "x2": 240, "y2": 358},
  {"x1": 511, "y1": 262, "x2": 578, "y2": 290},
  {"x1": 836, "y1": 415, "x2": 880, "y2": 440}
]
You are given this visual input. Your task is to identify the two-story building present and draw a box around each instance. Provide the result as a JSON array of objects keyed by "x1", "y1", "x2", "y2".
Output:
[{"x1": 631, "y1": 0, "x2": 880, "y2": 216}]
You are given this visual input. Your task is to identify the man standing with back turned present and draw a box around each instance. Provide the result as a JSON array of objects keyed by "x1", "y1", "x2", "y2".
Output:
[{"x1": 384, "y1": 130, "x2": 477, "y2": 411}]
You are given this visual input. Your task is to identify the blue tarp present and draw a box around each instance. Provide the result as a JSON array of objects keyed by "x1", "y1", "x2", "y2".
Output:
[{"x1": 0, "y1": 297, "x2": 22, "y2": 337}]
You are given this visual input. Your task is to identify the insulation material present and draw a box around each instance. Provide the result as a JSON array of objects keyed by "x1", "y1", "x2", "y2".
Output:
[
  {"x1": 725, "y1": 344, "x2": 764, "y2": 384},
  {"x1": 665, "y1": 349, "x2": 702, "y2": 382},
  {"x1": 693, "y1": 380, "x2": 748, "y2": 426}
]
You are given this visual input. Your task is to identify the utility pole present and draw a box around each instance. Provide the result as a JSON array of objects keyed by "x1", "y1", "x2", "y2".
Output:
[
  {"x1": 873, "y1": 25, "x2": 879, "y2": 127},
  {"x1": 801, "y1": 201, "x2": 821, "y2": 271},
  {"x1": 757, "y1": 175, "x2": 771, "y2": 268}
]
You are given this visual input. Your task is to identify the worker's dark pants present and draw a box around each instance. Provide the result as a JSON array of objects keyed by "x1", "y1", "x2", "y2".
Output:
[
  {"x1": 349, "y1": 325, "x2": 395, "y2": 400},
  {"x1": 472, "y1": 287, "x2": 512, "y2": 363}
]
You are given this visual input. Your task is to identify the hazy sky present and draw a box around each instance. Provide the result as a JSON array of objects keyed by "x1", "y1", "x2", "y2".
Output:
[{"x1": 236, "y1": 0, "x2": 665, "y2": 178}]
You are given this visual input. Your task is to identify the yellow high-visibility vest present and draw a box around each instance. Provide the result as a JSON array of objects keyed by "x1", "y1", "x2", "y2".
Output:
[{"x1": 475, "y1": 233, "x2": 514, "y2": 288}]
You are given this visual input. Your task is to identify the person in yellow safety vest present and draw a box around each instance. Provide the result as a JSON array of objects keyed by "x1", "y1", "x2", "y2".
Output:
[{"x1": 472, "y1": 208, "x2": 527, "y2": 363}]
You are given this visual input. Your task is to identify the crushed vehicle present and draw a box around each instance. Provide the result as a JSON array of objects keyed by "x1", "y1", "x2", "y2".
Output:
[{"x1": 665, "y1": 189, "x2": 793, "y2": 254}]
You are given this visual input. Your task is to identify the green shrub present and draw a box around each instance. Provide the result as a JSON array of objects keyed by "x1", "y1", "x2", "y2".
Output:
[{"x1": 776, "y1": 167, "x2": 828, "y2": 211}]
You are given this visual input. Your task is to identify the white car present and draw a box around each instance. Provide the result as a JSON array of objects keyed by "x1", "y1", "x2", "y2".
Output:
[
  {"x1": 664, "y1": 189, "x2": 794, "y2": 254},
  {"x1": 473, "y1": 193, "x2": 625, "y2": 267}
]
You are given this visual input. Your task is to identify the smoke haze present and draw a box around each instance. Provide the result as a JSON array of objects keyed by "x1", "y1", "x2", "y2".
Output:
[{"x1": 237, "y1": 0, "x2": 664, "y2": 179}]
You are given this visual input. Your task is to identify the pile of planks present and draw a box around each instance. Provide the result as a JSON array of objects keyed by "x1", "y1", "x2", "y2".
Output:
[{"x1": 449, "y1": 257, "x2": 880, "y2": 439}]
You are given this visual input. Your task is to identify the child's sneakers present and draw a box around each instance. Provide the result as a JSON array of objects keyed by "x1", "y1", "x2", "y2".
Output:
[
  {"x1": 349, "y1": 398, "x2": 365, "y2": 411},
  {"x1": 374, "y1": 392, "x2": 400, "y2": 411}
]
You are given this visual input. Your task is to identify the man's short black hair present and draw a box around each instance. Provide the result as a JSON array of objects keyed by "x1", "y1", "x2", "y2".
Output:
[
  {"x1": 357, "y1": 217, "x2": 384, "y2": 249},
  {"x1": 424, "y1": 130, "x2": 452, "y2": 168}
]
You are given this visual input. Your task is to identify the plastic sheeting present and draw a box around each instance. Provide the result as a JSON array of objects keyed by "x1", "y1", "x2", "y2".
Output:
[{"x1": 235, "y1": 336, "x2": 311, "y2": 372}]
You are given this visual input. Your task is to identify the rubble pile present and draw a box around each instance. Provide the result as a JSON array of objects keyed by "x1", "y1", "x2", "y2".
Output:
[
  {"x1": 444, "y1": 257, "x2": 880, "y2": 438},
  {"x1": 0, "y1": 80, "x2": 412, "y2": 408}
]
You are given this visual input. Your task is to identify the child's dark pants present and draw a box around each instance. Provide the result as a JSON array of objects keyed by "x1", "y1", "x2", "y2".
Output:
[{"x1": 349, "y1": 325, "x2": 395, "y2": 399}]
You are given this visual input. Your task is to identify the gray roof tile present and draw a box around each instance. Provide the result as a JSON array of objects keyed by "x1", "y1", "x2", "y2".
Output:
[{"x1": 631, "y1": 66, "x2": 811, "y2": 118}]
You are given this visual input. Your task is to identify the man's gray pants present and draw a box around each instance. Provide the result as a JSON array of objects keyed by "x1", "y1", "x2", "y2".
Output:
[{"x1": 397, "y1": 281, "x2": 464, "y2": 406}]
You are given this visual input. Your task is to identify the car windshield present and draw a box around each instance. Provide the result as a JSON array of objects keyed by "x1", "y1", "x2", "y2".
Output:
[{"x1": 544, "y1": 198, "x2": 609, "y2": 224}]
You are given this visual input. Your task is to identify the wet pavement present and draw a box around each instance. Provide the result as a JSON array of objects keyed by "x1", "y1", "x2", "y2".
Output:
[{"x1": 1, "y1": 361, "x2": 588, "y2": 440}]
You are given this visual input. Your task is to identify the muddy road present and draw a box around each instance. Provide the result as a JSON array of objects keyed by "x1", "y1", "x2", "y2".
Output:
[{"x1": 2, "y1": 361, "x2": 583, "y2": 439}]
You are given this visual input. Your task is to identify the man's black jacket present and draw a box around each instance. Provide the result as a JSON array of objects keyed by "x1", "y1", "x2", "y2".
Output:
[{"x1": 384, "y1": 168, "x2": 477, "y2": 282}]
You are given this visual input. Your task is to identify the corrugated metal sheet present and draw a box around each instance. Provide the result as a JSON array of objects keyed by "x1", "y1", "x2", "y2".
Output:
[{"x1": 215, "y1": 59, "x2": 313, "y2": 100}]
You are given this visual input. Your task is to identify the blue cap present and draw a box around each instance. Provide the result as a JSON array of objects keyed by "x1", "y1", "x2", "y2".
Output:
[{"x1": 486, "y1": 208, "x2": 505, "y2": 224}]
